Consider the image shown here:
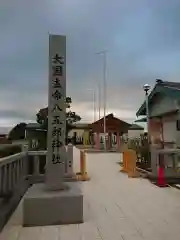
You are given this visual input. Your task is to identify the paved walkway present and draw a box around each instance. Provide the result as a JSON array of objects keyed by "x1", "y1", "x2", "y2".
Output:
[{"x1": 2, "y1": 152, "x2": 180, "y2": 239}]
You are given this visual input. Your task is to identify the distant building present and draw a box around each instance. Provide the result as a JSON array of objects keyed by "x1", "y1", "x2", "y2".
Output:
[
  {"x1": 89, "y1": 113, "x2": 131, "y2": 149},
  {"x1": 0, "y1": 134, "x2": 7, "y2": 138},
  {"x1": 25, "y1": 123, "x2": 47, "y2": 150},
  {"x1": 89, "y1": 113, "x2": 131, "y2": 135},
  {"x1": 25, "y1": 122, "x2": 91, "y2": 147},
  {"x1": 68, "y1": 123, "x2": 90, "y2": 138},
  {"x1": 0, "y1": 134, "x2": 11, "y2": 144},
  {"x1": 136, "y1": 80, "x2": 180, "y2": 148},
  {"x1": 25, "y1": 114, "x2": 132, "y2": 148},
  {"x1": 128, "y1": 124, "x2": 144, "y2": 139}
]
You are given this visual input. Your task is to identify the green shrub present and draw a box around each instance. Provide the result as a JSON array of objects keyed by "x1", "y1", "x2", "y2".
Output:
[{"x1": 0, "y1": 145, "x2": 22, "y2": 158}]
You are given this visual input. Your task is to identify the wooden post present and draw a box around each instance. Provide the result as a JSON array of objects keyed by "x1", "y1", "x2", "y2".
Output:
[
  {"x1": 128, "y1": 150, "x2": 139, "y2": 178},
  {"x1": 76, "y1": 151, "x2": 90, "y2": 181},
  {"x1": 96, "y1": 133, "x2": 100, "y2": 150},
  {"x1": 120, "y1": 150, "x2": 129, "y2": 173},
  {"x1": 117, "y1": 132, "x2": 120, "y2": 151}
]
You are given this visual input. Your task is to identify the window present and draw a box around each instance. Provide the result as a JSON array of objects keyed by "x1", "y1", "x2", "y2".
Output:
[
  {"x1": 176, "y1": 120, "x2": 180, "y2": 131},
  {"x1": 163, "y1": 121, "x2": 176, "y2": 142}
]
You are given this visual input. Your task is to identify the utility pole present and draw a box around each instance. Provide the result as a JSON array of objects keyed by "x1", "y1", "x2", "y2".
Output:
[
  {"x1": 93, "y1": 90, "x2": 96, "y2": 122},
  {"x1": 87, "y1": 89, "x2": 96, "y2": 122},
  {"x1": 98, "y1": 83, "x2": 101, "y2": 119},
  {"x1": 143, "y1": 84, "x2": 151, "y2": 144},
  {"x1": 95, "y1": 50, "x2": 107, "y2": 150}
]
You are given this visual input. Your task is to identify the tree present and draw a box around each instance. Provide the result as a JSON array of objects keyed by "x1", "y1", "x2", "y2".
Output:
[
  {"x1": 36, "y1": 97, "x2": 81, "y2": 142},
  {"x1": 8, "y1": 122, "x2": 27, "y2": 140}
]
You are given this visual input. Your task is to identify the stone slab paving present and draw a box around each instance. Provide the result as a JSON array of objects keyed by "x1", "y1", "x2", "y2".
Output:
[{"x1": 2, "y1": 151, "x2": 180, "y2": 239}]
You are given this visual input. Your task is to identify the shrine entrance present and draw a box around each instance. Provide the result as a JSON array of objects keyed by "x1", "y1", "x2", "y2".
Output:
[{"x1": 88, "y1": 113, "x2": 131, "y2": 151}]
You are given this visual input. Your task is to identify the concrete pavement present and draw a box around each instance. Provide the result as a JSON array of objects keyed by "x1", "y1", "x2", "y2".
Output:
[{"x1": 1, "y1": 151, "x2": 180, "y2": 239}]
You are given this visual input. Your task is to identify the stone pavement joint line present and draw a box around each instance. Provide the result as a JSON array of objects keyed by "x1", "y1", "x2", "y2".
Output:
[{"x1": 2, "y1": 152, "x2": 180, "y2": 239}]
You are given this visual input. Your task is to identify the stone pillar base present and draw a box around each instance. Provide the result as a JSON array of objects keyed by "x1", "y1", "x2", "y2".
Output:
[
  {"x1": 23, "y1": 182, "x2": 83, "y2": 226},
  {"x1": 64, "y1": 173, "x2": 77, "y2": 181}
]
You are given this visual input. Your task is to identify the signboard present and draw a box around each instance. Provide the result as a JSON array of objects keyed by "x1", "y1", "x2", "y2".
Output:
[
  {"x1": 45, "y1": 35, "x2": 66, "y2": 190},
  {"x1": 31, "y1": 139, "x2": 38, "y2": 149}
]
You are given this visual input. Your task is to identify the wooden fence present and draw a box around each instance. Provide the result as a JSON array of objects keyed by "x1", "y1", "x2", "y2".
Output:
[{"x1": 121, "y1": 135, "x2": 151, "y2": 171}]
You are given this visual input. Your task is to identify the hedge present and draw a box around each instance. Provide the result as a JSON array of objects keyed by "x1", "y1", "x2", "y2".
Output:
[{"x1": 0, "y1": 145, "x2": 22, "y2": 158}]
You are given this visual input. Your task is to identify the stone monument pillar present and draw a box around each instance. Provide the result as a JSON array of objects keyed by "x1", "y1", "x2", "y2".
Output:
[
  {"x1": 45, "y1": 34, "x2": 66, "y2": 190},
  {"x1": 23, "y1": 35, "x2": 83, "y2": 227}
]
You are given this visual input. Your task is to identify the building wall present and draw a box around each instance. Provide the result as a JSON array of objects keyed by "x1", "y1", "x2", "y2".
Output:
[
  {"x1": 161, "y1": 114, "x2": 178, "y2": 148},
  {"x1": 12, "y1": 139, "x2": 29, "y2": 145},
  {"x1": 25, "y1": 129, "x2": 47, "y2": 150},
  {"x1": 149, "y1": 118, "x2": 163, "y2": 146},
  {"x1": 150, "y1": 113, "x2": 179, "y2": 148},
  {"x1": 68, "y1": 129, "x2": 85, "y2": 138},
  {"x1": 148, "y1": 93, "x2": 180, "y2": 148},
  {"x1": 91, "y1": 116, "x2": 130, "y2": 134},
  {"x1": 128, "y1": 129, "x2": 144, "y2": 139},
  {"x1": 149, "y1": 94, "x2": 178, "y2": 117}
]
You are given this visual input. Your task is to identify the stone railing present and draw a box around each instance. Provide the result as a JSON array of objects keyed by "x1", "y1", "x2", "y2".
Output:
[
  {"x1": 0, "y1": 147, "x2": 74, "y2": 199},
  {"x1": 27, "y1": 150, "x2": 47, "y2": 184},
  {"x1": 27, "y1": 147, "x2": 74, "y2": 183},
  {"x1": 0, "y1": 151, "x2": 29, "y2": 232},
  {"x1": 0, "y1": 151, "x2": 48, "y2": 199},
  {"x1": 0, "y1": 145, "x2": 74, "y2": 232},
  {"x1": 0, "y1": 152, "x2": 27, "y2": 198}
]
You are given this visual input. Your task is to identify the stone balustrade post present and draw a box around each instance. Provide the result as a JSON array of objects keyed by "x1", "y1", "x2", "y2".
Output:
[
  {"x1": 34, "y1": 155, "x2": 40, "y2": 176},
  {"x1": 66, "y1": 143, "x2": 74, "y2": 176}
]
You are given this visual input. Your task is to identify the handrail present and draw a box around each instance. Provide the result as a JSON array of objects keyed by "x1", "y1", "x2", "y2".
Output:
[
  {"x1": 0, "y1": 152, "x2": 27, "y2": 166},
  {"x1": 0, "y1": 151, "x2": 47, "y2": 166},
  {"x1": 28, "y1": 151, "x2": 47, "y2": 156}
]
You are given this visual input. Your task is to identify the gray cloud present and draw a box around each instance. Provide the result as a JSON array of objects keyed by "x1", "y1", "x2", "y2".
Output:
[
  {"x1": 0, "y1": 110, "x2": 30, "y2": 120},
  {"x1": 1, "y1": 0, "x2": 180, "y2": 129}
]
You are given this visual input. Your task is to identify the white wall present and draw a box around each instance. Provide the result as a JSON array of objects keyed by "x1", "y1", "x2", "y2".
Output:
[
  {"x1": 68, "y1": 129, "x2": 84, "y2": 138},
  {"x1": 162, "y1": 120, "x2": 176, "y2": 143},
  {"x1": 128, "y1": 129, "x2": 144, "y2": 139},
  {"x1": 73, "y1": 146, "x2": 81, "y2": 173}
]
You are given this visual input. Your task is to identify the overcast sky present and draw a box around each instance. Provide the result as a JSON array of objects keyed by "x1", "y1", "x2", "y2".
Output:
[{"x1": 1, "y1": 0, "x2": 180, "y2": 133}]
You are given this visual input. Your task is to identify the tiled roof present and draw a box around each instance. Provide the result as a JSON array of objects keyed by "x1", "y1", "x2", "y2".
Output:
[
  {"x1": 73, "y1": 123, "x2": 90, "y2": 129},
  {"x1": 159, "y1": 81, "x2": 180, "y2": 90},
  {"x1": 136, "y1": 80, "x2": 180, "y2": 116},
  {"x1": 26, "y1": 123, "x2": 43, "y2": 129},
  {"x1": 90, "y1": 113, "x2": 131, "y2": 126},
  {"x1": 129, "y1": 124, "x2": 144, "y2": 130}
]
